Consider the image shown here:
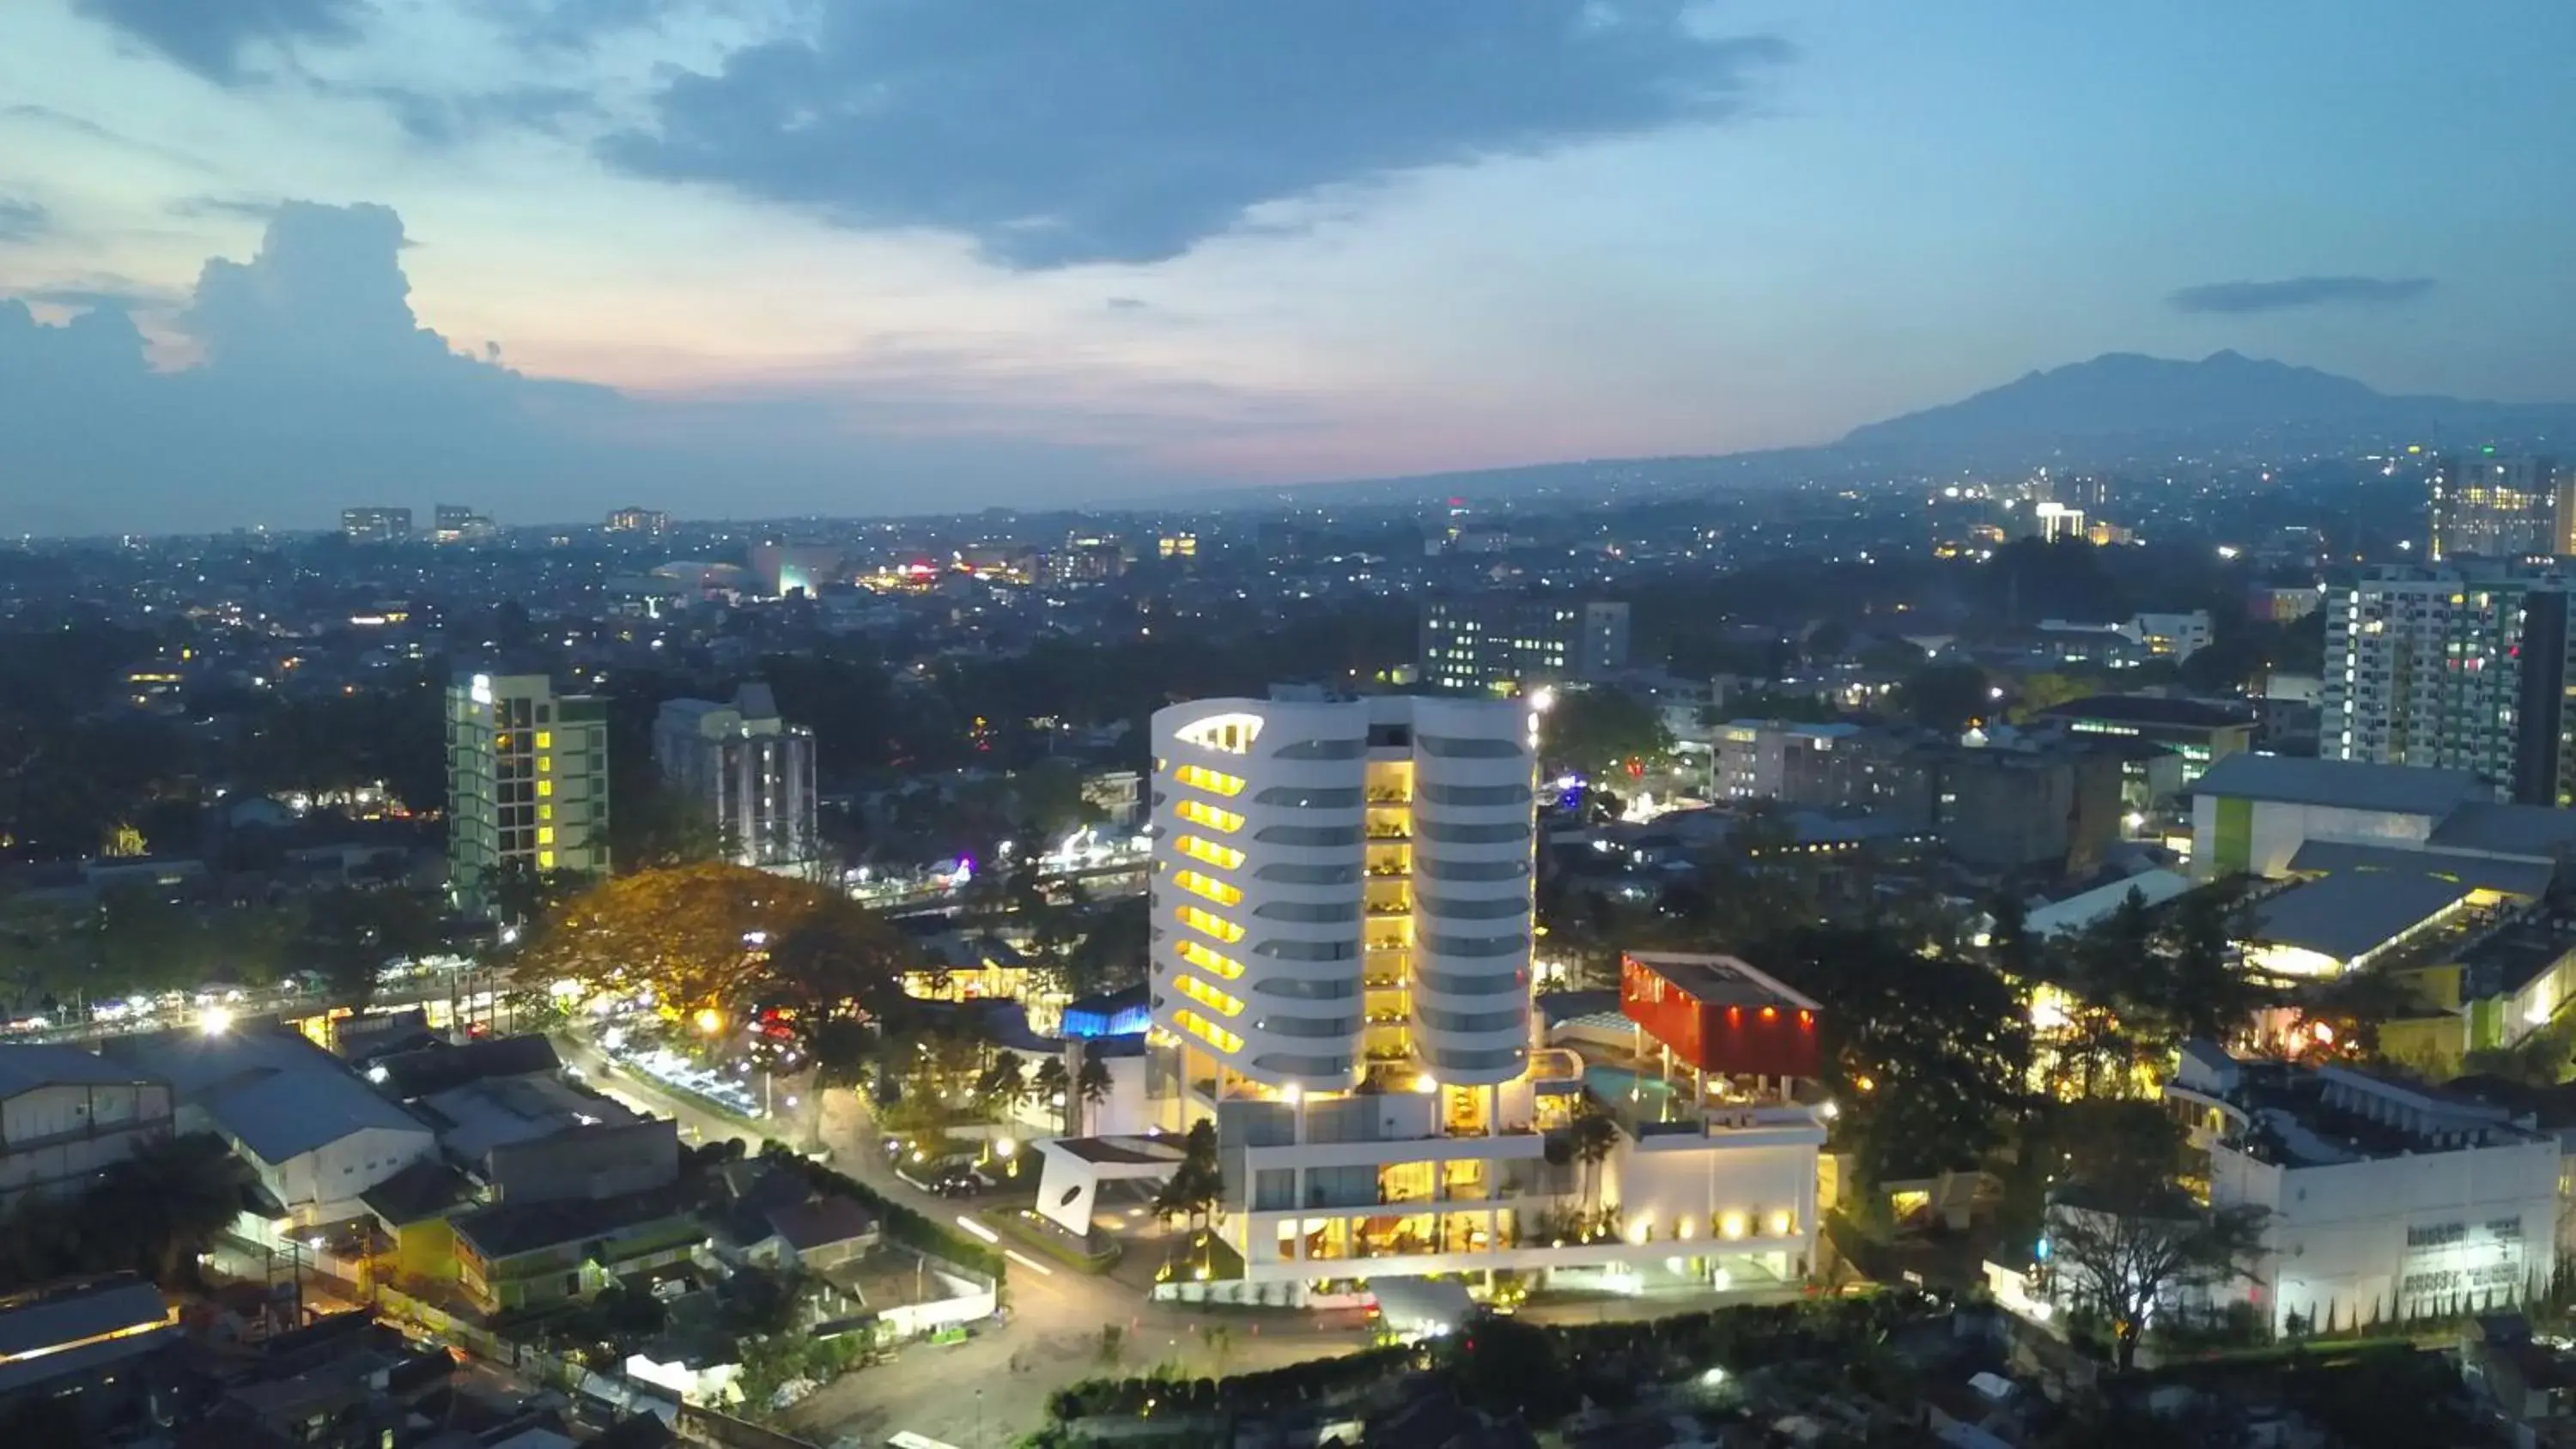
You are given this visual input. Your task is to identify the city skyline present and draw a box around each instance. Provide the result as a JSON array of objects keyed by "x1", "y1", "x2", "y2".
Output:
[{"x1": 3, "y1": 2, "x2": 2573, "y2": 535}]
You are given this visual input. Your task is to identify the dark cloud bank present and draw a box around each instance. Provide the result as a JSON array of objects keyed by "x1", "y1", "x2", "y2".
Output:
[
  {"x1": 2168, "y1": 276, "x2": 2436, "y2": 315},
  {"x1": 0, "y1": 203, "x2": 1132, "y2": 537}
]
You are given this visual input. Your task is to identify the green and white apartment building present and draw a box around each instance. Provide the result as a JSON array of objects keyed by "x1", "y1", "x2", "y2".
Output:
[{"x1": 446, "y1": 670, "x2": 612, "y2": 915}]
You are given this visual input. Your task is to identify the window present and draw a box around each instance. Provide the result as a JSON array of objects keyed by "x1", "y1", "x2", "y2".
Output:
[
  {"x1": 1176, "y1": 799, "x2": 1245, "y2": 833},
  {"x1": 1414, "y1": 967, "x2": 1524, "y2": 995},
  {"x1": 1418, "y1": 857, "x2": 1528, "y2": 882},
  {"x1": 1173, "y1": 764, "x2": 1246, "y2": 797},
  {"x1": 1273, "y1": 737, "x2": 1364, "y2": 760},
  {"x1": 1260, "y1": 1014, "x2": 1359, "y2": 1038},
  {"x1": 1254, "y1": 976, "x2": 1358, "y2": 1000},
  {"x1": 1174, "y1": 974, "x2": 1246, "y2": 1016},
  {"x1": 1418, "y1": 736, "x2": 1522, "y2": 759},
  {"x1": 1174, "y1": 712, "x2": 1262, "y2": 754},
  {"x1": 535, "y1": 731, "x2": 551, "y2": 749},
  {"x1": 538, "y1": 779, "x2": 553, "y2": 797},
  {"x1": 1176, "y1": 939, "x2": 1247, "y2": 979},
  {"x1": 1174, "y1": 835, "x2": 1246, "y2": 870},
  {"x1": 1255, "y1": 938, "x2": 1357, "y2": 961},
  {"x1": 1253, "y1": 899, "x2": 1359, "y2": 923},
  {"x1": 1175, "y1": 906, "x2": 1244, "y2": 943},
  {"x1": 1171, "y1": 870, "x2": 1243, "y2": 906},
  {"x1": 1173, "y1": 1008, "x2": 1244, "y2": 1053},
  {"x1": 1419, "y1": 781, "x2": 1532, "y2": 807},
  {"x1": 1418, "y1": 819, "x2": 1530, "y2": 845},
  {"x1": 1254, "y1": 822, "x2": 1361, "y2": 847},
  {"x1": 1415, "y1": 893, "x2": 1528, "y2": 921}
]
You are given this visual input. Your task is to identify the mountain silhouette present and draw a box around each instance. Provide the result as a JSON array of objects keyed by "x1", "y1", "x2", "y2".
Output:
[{"x1": 1837, "y1": 349, "x2": 2575, "y2": 464}]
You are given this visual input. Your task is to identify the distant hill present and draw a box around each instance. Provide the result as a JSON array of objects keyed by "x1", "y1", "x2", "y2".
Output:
[
  {"x1": 1835, "y1": 349, "x2": 2576, "y2": 466},
  {"x1": 1185, "y1": 350, "x2": 2576, "y2": 509}
]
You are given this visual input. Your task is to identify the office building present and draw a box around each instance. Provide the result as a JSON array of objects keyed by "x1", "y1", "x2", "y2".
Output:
[
  {"x1": 431, "y1": 504, "x2": 496, "y2": 545},
  {"x1": 339, "y1": 506, "x2": 411, "y2": 545},
  {"x1": 1710, "y1": 720, "x2": 1905, "y2": 810},
  {"x1": 2168, "y1": 1046, "x2": 2561, "y2": 1336},
  {"x1": 2324, "y1": 565, "x2": 2576, "y2": 803},
  {"x1": 2429, "y1": 453, "x2": 2567, "y2": 561},
  {"x1": 1049, "y1": 534, "x2": 1127, "y2": 584},
  {"x1": 605, "y1": 506, "x2": 671, "y2": 534},
  {"x1": 1122, "y1": 693, "x2": 1824, "y2": 1293},
  {"x1": 2037, "y1": 694, "x2": 2256, "y2": 787},
  {"x1": 0, "y1": 1046, "x2": 173, "y2": 1204},
  {"x1": 446, "y1": 670, "x2": 611, "y2": 914},
  {"x1": 653, "y1": 682, "x2": 821, "y2": 876},
  {"x1": 1420, "y1": 597, "x2": 1631, "y2": 694}
]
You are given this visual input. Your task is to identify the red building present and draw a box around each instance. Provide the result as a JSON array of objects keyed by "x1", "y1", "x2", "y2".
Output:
[{"x1": 1619, "y1": 952, "x2": 1823, "y2": 1082}]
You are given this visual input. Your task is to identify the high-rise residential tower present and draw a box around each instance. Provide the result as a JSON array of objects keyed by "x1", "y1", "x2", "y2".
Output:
[
  {"x1": 2428, "y1": 453, "x2": 2567, "y2": 561},
  {"x1": 1419, "y1": 597, "x2": 1631, "y2": 694},
  {"x1": 2324, "y1": 564, "x2": 2576, "y2": 804},
  {"x1": 447, "y1": 670, "x2": 611, "y2": 914},
  {"x1": 653, "y1": 683, "x2": 821, "y2": 877}
]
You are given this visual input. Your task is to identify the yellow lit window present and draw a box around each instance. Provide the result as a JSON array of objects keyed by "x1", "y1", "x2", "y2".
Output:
[
  {"x1": 1176, "y1": 939, "x2": 1246, "y2": 979},
  {"x1": 1175, "y1": 906, "x2": 1244, "y2": 943},
  {"x1": 1173, "y1": 712, "x2": 1261, "y2": 754},
  {"x1": 1173, "y1": 1009, "x2": 1244, "y2": 1053},
  {"x1": 538, "y1": 827, "x2": 555, "y2": 845},
  {"x1": 1173, "y1": 974, "x2": 1244, "y2": 1017},
  {"x1": 538, "y1": 779, "x2": 553, "y2": 797},
  {"x1": 1175, "y1": 834, "x2": 1245, "y2": 870},
  {"x1": 1171, "y1": 870, "x2": 1242, "y2": 906},
  {"x1": 536, "y1": 731, "x2": 551, "y2": 749},
  {"x1": 1176, "y1": 799, "x2": 1243, "y2": 833},
  {"x1": 539, "y1": 804, "x2": 552, "y2": 822},
  {"x1": 1173, "y1": 764, "x2": 1246, "y2": 797},
  {"x1": 538, "y1": 850, "x2": 556, "y2": 868},
  {"x1": 538, "y1": 756, "x2": 551, "y2": 773}
]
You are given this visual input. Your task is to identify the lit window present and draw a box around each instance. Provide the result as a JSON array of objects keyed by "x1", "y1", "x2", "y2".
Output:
[
  {"x1": 1173, "y1": 1009, "x2": 1244, "y2": 1053},
  {"x1": 1176, "y1": 939, "x2": 1245, "y2": 979},
  {"x1": 538, "y1": 851, "x2": 556, "y2": 868},
  {"x1": 1171, "y1": 870, "x2": 1242, "y2": 906},
  {"x1": 1175, "y1": 835, "x2": 1246, "y2": 870},
  {"x1": 538, "y1": 779, "x2": 553, "y2": 797},
  {"x1": 1173, "y1": 764, "x2": 1246, "y2": 797},
  {"x1": 535, "y1": 731, "x2": 551, "y2": 749},
  {"x1": 1173, "y1": 974, "x2": 1245, "y2": 1016},
  {"x1": 1175, "y1": 906, "x2": 1244, "y2": 943},
  {"x1": 1176, "y1": 799, "x2": 1244, "y2": 833}
]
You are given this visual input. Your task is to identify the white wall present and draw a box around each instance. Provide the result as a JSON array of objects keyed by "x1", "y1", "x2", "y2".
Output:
[
  {"x1": 2209, "y1": 1137, "x2": 2561, "y2": 1332},
  {"x1": 261, "y1": 1125, "x2": 437, "y2": 1223},
  {"x1": 0, "y1": 1081, "x2": 172, "y2": 1199}
]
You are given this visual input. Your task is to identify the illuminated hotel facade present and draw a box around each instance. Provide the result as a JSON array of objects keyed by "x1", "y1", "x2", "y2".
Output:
[{"x1": 1141, "y1": 692, "x2": 1824, "y2": 1294}]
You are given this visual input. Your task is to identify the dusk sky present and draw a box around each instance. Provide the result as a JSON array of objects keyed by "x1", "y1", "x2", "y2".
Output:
[{"x1": 1, "y1": 1, "x2": 2570, "y2": 535}]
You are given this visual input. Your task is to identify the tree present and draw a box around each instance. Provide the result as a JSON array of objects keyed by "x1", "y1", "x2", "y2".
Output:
[
  {"x1": 977, "y1": 1052, "x2": 1030, "y2": 1118},
  {"x1": 2049, "y1": 1188, "x2": 2269, "y2": 1370},
  {"x1": 1153, "y1": 1119, "x2": 1223, "y2": 1234},
  {"x1": 1064, "y1": 896, "x2": 1148, "y2": 998},
  {"x1": 303, "y1": 885, "x2": 443, "y2": 1009},
  {"x1": 1896, "y1": 662, "x2": 1992, "y2": 733},
  {"x1": 2008, "y1": 671, "x2": 2092, "y2": 723},
  {"x1": 1757, "y1": 924, "x2": 2031, "y2": 1189},
  {"x1": 607, "y1": 773, "x2": 727, "y2": 875},
  {"x1": 1565, "y1": 1099, "x2": 1622, "y2": 1214},
  {"x1": 1076, "y1": 1049, "x2": 1114, "y2": 1135},
  {"x1": 1539, "y1": 687, "x2": 1673, "y2": 779},
  {"x1": 1033, "y1": 1055, "x2": 1071, "y2": 1133}
]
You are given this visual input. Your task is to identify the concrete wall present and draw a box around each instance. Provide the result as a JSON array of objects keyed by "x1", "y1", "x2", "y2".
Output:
[{"x1": 0, "y1": 1081, "x2": 173, "y2": 1200}]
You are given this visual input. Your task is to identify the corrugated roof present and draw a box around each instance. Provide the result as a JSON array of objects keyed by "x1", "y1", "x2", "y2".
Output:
[
  {"x1": 2023, "y1": 870, "x2": 2196, "y2": 938},
  {"x1": 2192, "y1": 753, "x2": 2485, "y2": 816},
  {"x1": 2044, "y1": 694, "x2": 2257, "y2": 730},
  {"x1": 371, "y1": 1036, "x2": 561, "y2": 1100},
  {"x1": 2249, "y1": 870, "x2": 2474, "y2": 963},
  {"x1": 0, "y1": 1044, "x2": 163, "y2": 1100},
  {"x1": 103, "y1": 1026, "x2": 431, "y2": 1164},
  {"x1": 2428, "y1": 802, "x2": 2576, "y2": 860},
  {"x1": 2287, "y1": 840, "x2": 2554, "y2": 898}
]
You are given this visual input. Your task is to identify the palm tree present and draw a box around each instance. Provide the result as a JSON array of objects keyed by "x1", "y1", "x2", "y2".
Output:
[
  {"x1": 1033, "y1": 1056, "x2": 1071, "y2": 1133},
  {"x1": 1153, "y1": 1119, "x2": 1224, "y2": 1252},
  {"x1": 1076, "y1": 1049, "x2": 1113, "y2": 1135},
  {"x1": 980, "y1": 1052, "x2": 1030, "y2": 1123},
  {"x1": 1567, "y1": 1100, "x2": 1622, "y2": 1223}
]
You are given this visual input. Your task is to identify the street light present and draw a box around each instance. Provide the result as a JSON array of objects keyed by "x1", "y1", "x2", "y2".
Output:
[
  {"x1": 199, "y1": 1006, "x2": 234, "y2": 1036},
  {"x1": 694, "y1": 1007, "x2": 725, "y2": 1036}
]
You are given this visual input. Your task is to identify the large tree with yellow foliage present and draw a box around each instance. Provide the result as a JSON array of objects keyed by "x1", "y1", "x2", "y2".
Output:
[{"x1": 514, "y1": 863, "x2": 913, "y2": 1022}]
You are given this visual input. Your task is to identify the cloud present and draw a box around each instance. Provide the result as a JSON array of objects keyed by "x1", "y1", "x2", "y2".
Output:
[
  {"x1": 2167, "y1": 275, "x2": 2437, "y2": 315},
  {"x1": 367, "y1": 83, "x2": 597, "y2": 145},
  {"x1": 598, "y1": 0, "x2": 1790, "y2": 268},
  {"x1": 0, "y1": 200, "x2": 1172, "y2": 534},
  {"x1": 71, "y1": 0, "x2": 373, "y2": 85},
  {"x1": 0, "y1": 199, "x2": 47, "y2": 245},
  {"x1": 1104, "y1": 297, "x2": 1149, "y2": 312}
]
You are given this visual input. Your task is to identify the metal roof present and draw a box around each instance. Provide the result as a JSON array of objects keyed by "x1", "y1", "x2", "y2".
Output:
[
  {"x1": 2191, "y1": 753, "x2": 2485, "y2": 816},
  {"x1": 0, "y1": 1044, "x2": 163, "y2": 1100},
  {"x1": 2286, "y1": 840, "x2": 2554, "y2": 898},
  {"x1": 2248, "y1": 870, "x2": 2474, "y2": 963},
  {"x1": 103, "y1": 1026, "x2": 432, "y2": 1165},
  {"x1": 2427, "y1": 802, "x2": 2576, "y2": 860}
]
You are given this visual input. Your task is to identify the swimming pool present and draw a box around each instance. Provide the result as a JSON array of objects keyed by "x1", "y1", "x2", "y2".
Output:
[{"x1": 1582, "y1": 1064, "x2": 1680, "y2": 1107}]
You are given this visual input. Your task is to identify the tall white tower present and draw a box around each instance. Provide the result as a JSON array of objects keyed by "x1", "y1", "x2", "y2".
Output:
[{"x1": 1147, "y1": 693, "x2": 1537, "y2": 1100}]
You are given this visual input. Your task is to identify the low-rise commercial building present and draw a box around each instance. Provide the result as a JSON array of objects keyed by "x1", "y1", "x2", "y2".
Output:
[
  {"x1": 2168, "y1": 1046, "x2": 2561, "y2": 1335},
  {"x1": 2039, "y1": 694, "x2": 2257, "y2": 789},
  {"x1": 2190, "y1": 754, "x2": 2576, "y2": 881}
]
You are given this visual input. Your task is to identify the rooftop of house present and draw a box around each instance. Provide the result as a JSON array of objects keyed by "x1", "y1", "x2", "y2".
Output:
[
  {"x1": 413, "y1": 1073, "x2": 643, "y2": 1161},
  {"x1": 762, "y1": 1196, "x2": 878, "y2": 1252},
  {"x1": 368, "y1": 1035, "x2": 562, "y2": 1101},
  {"x1": 0, "y1": 1275, "x2": 176, "y2": 1396},
  {"x1": 0, "y1": 1042, "x2": 166, "y2": 1100},
  {"x1": 2191, "y1": 753, "x2": 2487, "y2": 817},
  {"x1": 358, "y1": 1157, "x2": 478, "y2": 1226},
  {"x1": 449, "y1": 1183, "x2": 699, "y2": 1261},
  {"x1": 103, "y1": 1025, "x2": 431, "y2": 1165}
]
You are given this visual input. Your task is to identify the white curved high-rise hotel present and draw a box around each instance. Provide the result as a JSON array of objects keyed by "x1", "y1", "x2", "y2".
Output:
[
  {"x1": 1129, "y1": 690, "x2": 1826, "y2": 1294},
  {"x1": 1149, "y1": 693, "x2": 1538, "y2": 1099}
]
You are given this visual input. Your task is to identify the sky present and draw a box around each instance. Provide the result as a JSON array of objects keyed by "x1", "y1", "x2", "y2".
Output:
[{"x1": 0, "y1": 0, "x2": 2570, "y2": 535}]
